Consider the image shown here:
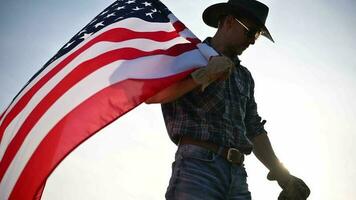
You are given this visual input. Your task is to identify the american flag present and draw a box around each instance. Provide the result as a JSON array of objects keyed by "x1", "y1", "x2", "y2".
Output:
[{"x1": 0, "y1": 0, "x2": 217, "y2": 199}]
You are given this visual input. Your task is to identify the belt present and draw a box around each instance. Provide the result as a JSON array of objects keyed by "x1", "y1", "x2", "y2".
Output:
[{"x1": 179, "y1": 136, "x2": 244, "y2": 165}]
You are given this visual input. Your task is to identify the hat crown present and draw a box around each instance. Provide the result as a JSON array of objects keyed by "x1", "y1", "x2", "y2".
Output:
[
  {"x1": 227, "y1": 0, "x2": 269, "y2": 24},
  {"x1": 202, "y1": 0, "x2": 274, "y2": 42}
]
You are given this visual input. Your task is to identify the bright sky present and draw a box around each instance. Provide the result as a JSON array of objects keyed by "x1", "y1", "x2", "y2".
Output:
[{"x1": 0, "y1": 0, "x2": 356, "y2": 199}]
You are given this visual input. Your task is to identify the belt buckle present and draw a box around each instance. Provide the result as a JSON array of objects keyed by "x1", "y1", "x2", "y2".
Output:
[{"x1": 227, "y1": 148, "x2": 242, "y2": 164}]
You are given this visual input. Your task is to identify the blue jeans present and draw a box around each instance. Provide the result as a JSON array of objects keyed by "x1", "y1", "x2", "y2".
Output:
[{"x1": 165, "y1": 144, "x2": 251, "y2": 200}]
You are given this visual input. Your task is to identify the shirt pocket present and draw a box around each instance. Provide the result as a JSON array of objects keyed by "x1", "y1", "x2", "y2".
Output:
[
  {"x1": 236, "y1": 79, "x2": 250, "y2": 110},
  {"x1": 196, "y1": 81, "x2": 226, "y2": 113}
]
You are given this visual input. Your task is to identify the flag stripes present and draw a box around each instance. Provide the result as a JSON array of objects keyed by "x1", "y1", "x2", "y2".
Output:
[
  {"x1": 0, "y1": 1, "x2": 216, "y2": 199},
  {"x1": 0, "y1": 43, "x2": 199, "y2": 184},
  {"x1": 9, "y1": 71, "x2": 192, "y2": 200},
  {"x1": 0, "y1": 22, "x2": 183, "y2": 144}
]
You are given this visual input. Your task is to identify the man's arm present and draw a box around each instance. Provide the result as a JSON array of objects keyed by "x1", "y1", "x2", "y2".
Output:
[
  {"x1": 252, "y1": 133, "x2": 311, "y2": 199},
  {"x1": 245, "y1": 75, "x2": 310, "y2": 198},
  {"x1": 251, "y1": 132, "x2": 282, "y2": 173},
  {"x1": 145, "y1": 55, "x2": 234, "y2": 104},
  {"x1": 251, "y1": 132, "x2": 291, "y2": 186}
]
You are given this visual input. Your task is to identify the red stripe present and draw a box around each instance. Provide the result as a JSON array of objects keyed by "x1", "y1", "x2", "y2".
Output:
[
  {"x1": 0, "y1": 26, "x2": 182, "y2": 143},
  {"x1": 0, "y1": 109, "x2": 6, "y2": 125},
  {"x1": 186, "y1": 38, "x2": 201, "y2": 45},
  {"x1": 172, "y1": 21, "x2": 186, "y2": 33},
  {"x1": 171, "y1": 21, "x2": 201, "y2": 45},
  {"x1": 0, "y1": 43, "x2": 197, "y2": 182},
  {"x1": 9, "y1": 69, "x2": 194, "y2": 200}
]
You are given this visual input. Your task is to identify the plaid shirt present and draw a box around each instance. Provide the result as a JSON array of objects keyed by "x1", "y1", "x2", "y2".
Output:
[{"x1": 161, "y1": 38, "x2": 267, "y2": 154}]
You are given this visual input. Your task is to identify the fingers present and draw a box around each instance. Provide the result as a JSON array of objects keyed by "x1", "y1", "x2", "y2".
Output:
[
  {"x1": 278, "y1": 190, "x2": 288, "y2": 200},
  {"x1": 191, "y1": 55, "x2": 234, "y2": 90},
  {"x1": 294, "y1": 177, "x2": 311, "y2": 198},
  {"x1": 217, "y1": 69, "x2": 231, "y2": 81},
  {"x1": 277, "y1": 176, "x2": 310, "y2": 200},
  {"x1": 207, "y1": 56, "x2": 234, "y2": 75}
]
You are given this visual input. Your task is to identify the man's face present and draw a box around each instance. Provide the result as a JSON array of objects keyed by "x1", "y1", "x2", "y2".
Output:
[{"x1": 221, "y1": 16, "x2": 260, "y2": 55}]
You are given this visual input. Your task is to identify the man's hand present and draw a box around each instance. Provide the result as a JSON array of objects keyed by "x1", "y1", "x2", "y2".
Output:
[
  {"x1": 191, "y1": 55, "x2": 234, "y2": 90},
  {"x1": 267, "y1": 164, "x2": 310, "y2": 200}
]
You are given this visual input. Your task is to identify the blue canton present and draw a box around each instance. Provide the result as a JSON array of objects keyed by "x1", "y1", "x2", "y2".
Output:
[{"x1": 46, "y1": 0, "x2": 170, "y2": 67}]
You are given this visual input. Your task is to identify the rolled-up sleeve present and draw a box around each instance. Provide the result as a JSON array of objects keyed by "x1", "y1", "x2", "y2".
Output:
[{"x1": 245, "y1": 77, "x2": 267, "y2": 140}]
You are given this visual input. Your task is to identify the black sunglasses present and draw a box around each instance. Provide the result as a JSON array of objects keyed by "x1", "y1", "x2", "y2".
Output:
[{"x1": 234, "y1": 18, "x2": 261, "y2": 41}]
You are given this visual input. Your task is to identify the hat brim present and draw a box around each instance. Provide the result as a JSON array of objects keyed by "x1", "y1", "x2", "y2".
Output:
[{"x1": 203, "y1": 3, "x2": 274, "y2": 42}]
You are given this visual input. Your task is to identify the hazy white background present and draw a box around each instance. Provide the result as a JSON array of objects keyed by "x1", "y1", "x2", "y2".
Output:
[{"x1": 1, "y1": 0, "x2": 356, "y2": 199}]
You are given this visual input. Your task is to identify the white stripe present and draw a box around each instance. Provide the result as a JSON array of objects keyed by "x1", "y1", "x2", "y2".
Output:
[
  {"x1": 0, "y1": 36, "x2": 189, "y2": 161},
  {"x1": 0, "y1": 17, "x2": 176, "y2": 130},
  {"x1": 167, "y1": 14, "x2": 199, "y2": 40},
  {"x1": 197, "y1": 43, "x2": 219, "y2": 60},
  {"x1": 0, "y1": 50, "x2": 208, "y2": 199},
  {"x1": 179, "y1": 29, "x2": 198, "y2": 40},
  {"x1": 168, "y1": 14, "x2": 178, "y2": 23}
]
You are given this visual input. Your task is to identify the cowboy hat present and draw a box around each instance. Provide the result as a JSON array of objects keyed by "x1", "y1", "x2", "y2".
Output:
[{"x1": 203, "y1": 0, "x2": 274, "y2": 42}]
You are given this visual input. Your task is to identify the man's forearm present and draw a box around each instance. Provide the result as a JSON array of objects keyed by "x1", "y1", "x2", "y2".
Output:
[
  {"x1": 252, "y1": 133, "x2": 281, "y2": 171},
  {"x1": 145, "y1": 55, "x2": 234, "y2": 104}
]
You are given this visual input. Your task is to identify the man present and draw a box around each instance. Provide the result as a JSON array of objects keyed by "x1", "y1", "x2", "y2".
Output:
[{"x1": 146, "y1": 0, "x2": 310, "y2": 199}]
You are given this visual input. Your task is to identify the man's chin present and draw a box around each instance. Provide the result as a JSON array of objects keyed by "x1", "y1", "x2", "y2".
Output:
[
  {"x1": 237, "y1": 46, "x2": 249, "y2": 55},
  {"x1": 237, "y1": 49, "x2": 244, "y2": 55},
  {"x1": 230, "y1": 47, "x2": 244, "y2": 56}
]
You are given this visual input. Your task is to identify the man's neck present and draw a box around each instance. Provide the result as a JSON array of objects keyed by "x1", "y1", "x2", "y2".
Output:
[{"x1": 210, "y1": 36, "x2": 236, "y2": 59}]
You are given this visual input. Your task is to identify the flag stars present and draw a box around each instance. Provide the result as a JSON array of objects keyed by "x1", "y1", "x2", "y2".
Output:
[
  {"x1": 112, "y1": 1, "x2": 122, "y2": 6},
  {"x1": 78, "y1": 29, "x2": 86, "y2": 35},
  {"x1": 94, "y1": 21, "x2": 105, "y2": 28},
  {"x1": 125, "y1": 0, "x2": 135, "y2": 4},
  {"x1": 115, "y1": 16, "x2": 124, "y2": 21},
  {"x1": 116, "y1": 6, "x2": 125, "y2": 10},
  {"x1": 142, "y1": 2, "x2": 152, "y2": 7},
  {"x1": 151, "y1": 8, "x2": 157, "y2": 13},
  {"x1": 145, "y1": 12, "x2": 154, "y2": 18},
  {"x1": 100, "y1": 10, "x2": 109, "y2": 16},
  {"x1": 80, "y1": 33, "x2": 92, "y2": 40},
  {"x1": 89, "y1": 18, "x2": 97, "y2": 25},
  {"x1": 133, "y1": 6, "x2": 144, "y2": 11},
  {"x1": 105, "y1": 13, "x2": 116, "y2": 18},
  {"x1": 63, "y1": 40, "x2": 75, "y2": 49}
]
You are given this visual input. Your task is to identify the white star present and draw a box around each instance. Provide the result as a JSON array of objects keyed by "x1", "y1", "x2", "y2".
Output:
[
  {"x1": 89, "y1": 18, "x2": 97, "y2": 25},
  {"x1": 125, "y1": 0, "x2": 135, "y2": 4},
  {"x1": 105, "y1": 13, "x2": 116, "y2": 18},
  {"x1": 63, "y1": 40, "x2": 75, "y2": 49},
  {"x1": 145, "y1": 12, "x2": 153, "y2": 18},
  {"x1": 94, "y1": 21, "x2": 105, "y2": 28},
  {"x1": 142, "y1": 2, "x2": 152, "y2": 7},
  {"x1": 133, "y1": 6, "x2": 143, "y2": 11},
  {"x1": 112, "y1": 2, "x2": 118, "y2": 6},
  {"x1": 80, "y1": 33, "x2": 92, "y2": 40},
  {"x1": 78, "y1": 29, "x2": 86, "y2": 35},
  {"x1": 116, "y1": 6, "x2": 125, "y2": 10},
  {"x1": 151, "y1": 8, "x2": 157, "y2": 13},
  {"x1": 115, "y1": 16, "x2": 124, "y2": 20},
  {"x1": 100, "y1": 10, "x2": 109, "y2": 16}
]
